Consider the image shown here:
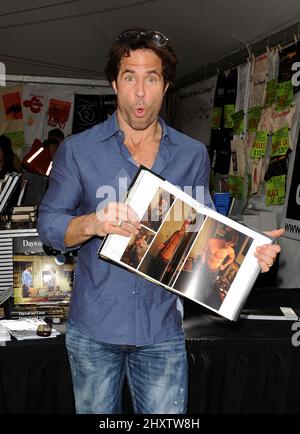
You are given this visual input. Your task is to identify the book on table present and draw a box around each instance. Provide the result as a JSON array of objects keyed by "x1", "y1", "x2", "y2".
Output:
[
  {"x1": 13, "y1": 233, "x2": 75, "y2": 314},
  {"x1": 98, "y1": 167, "x2": 275, "y2": 321}
]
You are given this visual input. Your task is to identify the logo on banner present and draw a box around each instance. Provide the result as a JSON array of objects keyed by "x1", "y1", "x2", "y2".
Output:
[{"x1": 23, "y1": 96, "x2": 43, "y2": 113}]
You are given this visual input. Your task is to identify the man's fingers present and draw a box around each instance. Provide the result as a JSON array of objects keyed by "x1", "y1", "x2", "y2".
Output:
[
  {"x1": 97, "y1": 203, "x2": 141, "y2": 229},
  {"x1": 114, "y1": 220, "x2": 139, "y2": 236},
  {"x1": 254, "y1": 245, "x2": 280, "y2": 273},
  {"x1": 111, "y1": 225, "x2": 135, "y2": 237},
  {"x1": 264, "y1": 228, "x2": 285, "y2": 238},
  {"x1": 258, "y1": 260, "x2": 271, "y2": 273},
  {"x1": 118, "y1": 206, "x2": 141, "y2": 230}
]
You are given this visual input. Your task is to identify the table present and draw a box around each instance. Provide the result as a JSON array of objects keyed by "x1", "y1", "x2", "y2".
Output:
[
  {"x1": 0, "y1": 335, "x2": 75, "y2": 414},
  {"x1": 0, "y1": 288, "x2": 299, "y2": 414},
  {"x1": 184, "y1": 287, "x2": 300, "y2": 414}
]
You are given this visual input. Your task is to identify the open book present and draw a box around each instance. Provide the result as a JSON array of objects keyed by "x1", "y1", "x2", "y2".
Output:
[{"x1": 98, "y1": 168, "x2": 274, "y2": 321}]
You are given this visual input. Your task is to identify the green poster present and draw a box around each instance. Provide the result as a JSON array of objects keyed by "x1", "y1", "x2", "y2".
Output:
[
  {"x1": 266, "y1": 175, "x2": 286, "y2": 206},
  {"x1": 276, "y1": 80, "x2": 293, "y2": 111},
  {"x1": 250, "y1": 131, "x2": 268, "y2": 158},
  {"x1": 271, "y1": 126, "x2": 289, "y2": 157},
  {"x1": 264, "y1": 79, "x2": 277, "y2": 107},
  {"x1": 231, "y1": 110, "x2": 244, "y2": 134},
  {"x1": 5, "y1": 130, "x2": 24, "y2": 149},
  {"x1": 211, "y1": 107, "x2": 222, "y2": 129},
  {"x1": 228, "y1": 175, "x2": 244, "y2": 200},
  {"x1": 224, "y1": 104, "x2": 235, "y2": 128},
  {"x1": 248, "y1": 106, "x2": 261, "y2": 133}
]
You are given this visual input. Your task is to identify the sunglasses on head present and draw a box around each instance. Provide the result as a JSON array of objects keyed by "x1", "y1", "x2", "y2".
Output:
[{"x1": 116, "y1": 30, "x2": 169, "y2": 47}]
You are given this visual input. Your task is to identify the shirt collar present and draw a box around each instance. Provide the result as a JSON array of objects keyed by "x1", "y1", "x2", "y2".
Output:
[
  {"x1": 99, "y1": 111, "x2": 120, "y2": 141},
  {"x1": 99, "y1": 111, "x2": 170, "y2": 143}
]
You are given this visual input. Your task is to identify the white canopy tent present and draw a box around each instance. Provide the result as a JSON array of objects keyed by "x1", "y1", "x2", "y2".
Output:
[{"x1": 1, "y1": 0, "x2": 300, "y2": 83}]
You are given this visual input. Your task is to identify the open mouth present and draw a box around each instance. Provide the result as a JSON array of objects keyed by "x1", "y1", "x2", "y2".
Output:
[{"x1": 134, "y1": 107, "x2": 146, "y2": 117}]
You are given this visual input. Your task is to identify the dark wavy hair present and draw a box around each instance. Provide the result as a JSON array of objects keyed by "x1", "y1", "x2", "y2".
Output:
[
  {"x1": 224, "y1": 231, "x2": 238, "y2": 245},
  {"x1": 105, "y1": 28, "x2": 178, "y2": 86}
]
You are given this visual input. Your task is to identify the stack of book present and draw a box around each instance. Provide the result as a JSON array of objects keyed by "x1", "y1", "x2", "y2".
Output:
[
  {"x1": 9, "y1": 303, "x2": 70, "y2": 320},
  {"x1": 10, "y1": 205, "x2": 37, "y2": 224},
  {"x1": 0, "y1": 173, "x2": 22, "y2": 215}
]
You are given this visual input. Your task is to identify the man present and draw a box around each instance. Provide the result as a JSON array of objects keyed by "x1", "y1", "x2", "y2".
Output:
[
  {"x1": 128, "y1": 231, "x2": 149, "y2": 268},
  {"x1": 22, "y1": 264, "x2": 32, "y2": 298},
  {"x1": 37, "y1": 28, "x2": 283, "y2": 414},
  {"x1": 146, "y1": 217, "x2": 194, "y2": 283},
  {"x1": 202, "y1": 231, "x2": 238, "y2": 273},
  {"x1": 142, "y1": 194, "x2": 170, "y2": 231},
  {"x1": 193, "y1": 231, "x2": 239, "y2": 309}
]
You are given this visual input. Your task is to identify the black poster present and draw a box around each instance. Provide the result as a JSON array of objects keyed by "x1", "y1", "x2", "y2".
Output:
[
  {"x1": 72, "y1": 94, "x2": 102, "y2": 134},
  {"x1": 100, "y1": 94, "x2": 117, "y2": 121}
]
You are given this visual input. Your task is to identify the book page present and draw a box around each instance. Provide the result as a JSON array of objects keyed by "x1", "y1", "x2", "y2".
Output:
[{"x1": 99, "y1": 169, "x2": 272, "y2": 321}]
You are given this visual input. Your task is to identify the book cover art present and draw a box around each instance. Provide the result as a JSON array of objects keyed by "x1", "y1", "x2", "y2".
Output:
[
  {"x1": 99, "y1": 168, "x2": 273, "y2": 321},
  {"x1": 13, "y1": 235, "x2": 74, "y2": 305}
]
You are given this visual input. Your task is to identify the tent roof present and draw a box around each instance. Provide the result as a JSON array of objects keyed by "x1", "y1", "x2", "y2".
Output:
[{"x1": 1, "y1": 0, "x2": 300, "y2": 83}]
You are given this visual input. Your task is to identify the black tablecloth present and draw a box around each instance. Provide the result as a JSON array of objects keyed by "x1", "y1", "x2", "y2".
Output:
[
  {"x1": 0, "y1": 288, "x2": 299, "y2": 414},
  {"x1": 184, "y1": 287, "x2": 300, "y2": 414},
  {"x1": 0, "y1": 335, "x2": 75, "y2": 414}
]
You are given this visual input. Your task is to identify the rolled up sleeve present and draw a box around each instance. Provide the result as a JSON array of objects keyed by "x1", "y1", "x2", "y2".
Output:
[{"x1": 37, "y1": 139, "x2": 83, "y2": 252}]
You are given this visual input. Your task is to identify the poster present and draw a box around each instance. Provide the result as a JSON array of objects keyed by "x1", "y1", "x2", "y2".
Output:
[
  {"x1": 43, "y1": 91, "x2": 74, "y2": 139},
  {"x1": 173, "y1": 75, "x2": 217, "y2": 146},
  {"x1": 22, "y1": 84, "x2": 47, "y2": 144},
  {"x1": 72, "y1": 94, "x2": 102, "y2": 134},
  {"x1": 0, "y1": 84, "x2": 24, "y2": 149}
]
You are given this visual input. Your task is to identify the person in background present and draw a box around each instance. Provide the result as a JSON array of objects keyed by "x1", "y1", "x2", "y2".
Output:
[
  {"x1": 43, "y1": 128, "x2": 65, "y2": 159},
  {"x1": 21, "y1": 264, "x2": 32, "y2": 298},
  {"x1": 0, "y1": 135, "x2": 21, "y2": 179},
  {"x1": 37, "y1": 28, "x2": 284, "y2": 414}
]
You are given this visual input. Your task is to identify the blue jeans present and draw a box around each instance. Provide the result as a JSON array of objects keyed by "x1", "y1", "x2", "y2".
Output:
[{"x1": 65, "y1": 321, "x2": 188, "y2": 414}]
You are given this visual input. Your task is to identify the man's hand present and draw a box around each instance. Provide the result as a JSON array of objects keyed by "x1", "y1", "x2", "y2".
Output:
[
  {"x1": 64, "y1": 202, "x2": 141, "y2": 247},
  {"x1": 254, "y1": 228, "x2": 284, "y2": 273},
  {"x1": 94, "y1": 202, "x2": 141, "y2": 237}
]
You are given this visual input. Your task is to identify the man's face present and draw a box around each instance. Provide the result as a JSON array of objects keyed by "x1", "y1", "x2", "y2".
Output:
[
  {"x1": 158, "y1": 198, "x2": 167, "y2": 215},
  {"x1": 112, "y1": 49, "x2": 168, "y2": 130}
]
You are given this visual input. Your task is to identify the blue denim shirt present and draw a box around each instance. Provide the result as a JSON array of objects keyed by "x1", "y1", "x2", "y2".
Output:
[{"x1": 37, "y1": 112, "x2": 213, "y2": 345}]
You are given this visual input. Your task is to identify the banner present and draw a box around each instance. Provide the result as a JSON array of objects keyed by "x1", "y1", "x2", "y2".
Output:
[
  {"x1": 173, "y1": 75, "x2": 217, "y2": 146},
  {"x1": 0, "y1": 84, "x2": 24, "y2": 151},
  {"x1": 43, "y1": 91, "x2": 74, "y2": 139},
  {"x1": 22, "y1": 84, "x2": 47, "y2": 144},
  {"x1": 72, "y1": 94, "x2": 102, "y2": 134}
]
